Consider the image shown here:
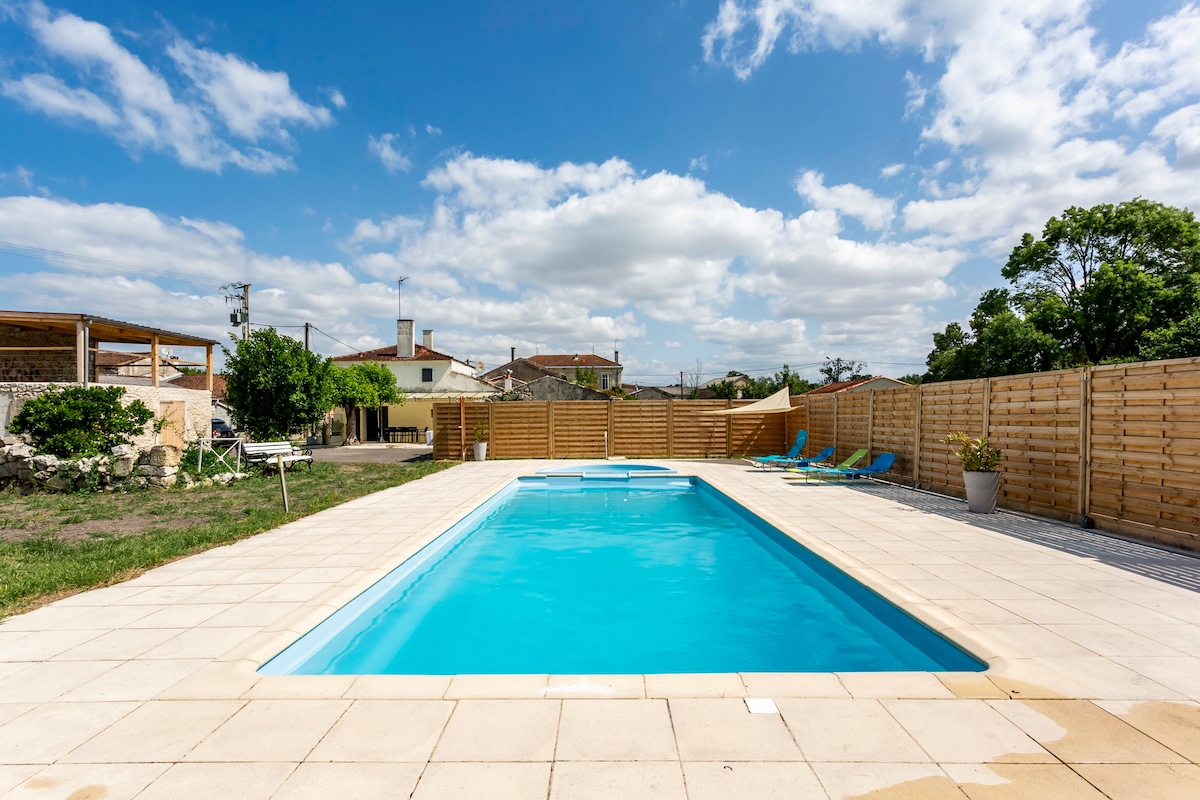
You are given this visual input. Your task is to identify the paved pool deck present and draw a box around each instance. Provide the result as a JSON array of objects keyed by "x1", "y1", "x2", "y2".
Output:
[{"x1": 3, "y1": 460, "x2": 1200, "y2": 798}]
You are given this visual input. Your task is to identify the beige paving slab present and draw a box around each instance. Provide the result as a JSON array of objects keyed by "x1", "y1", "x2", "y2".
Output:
[
  {"x1": 778, "y1": 698, "x2": 931, "y2": 762},
  {"x1": 3, "y1": 762, "x2": 169, "y2": 800},
  {"x1": 812, "y1": 762, "x2": 967, "y2": 800},
  {"x1": 944, "y1": 763, "x2": 1107, "y2": 799},
  {"x1": 241, "y1": 675, "x2": 355, "y2": 699},
  {"x1": 682, "y1": 761, "x2": 829, "y2": 800},
  {"x1": 141, "y1": 626, "x2": 261, "y2": 660},
  {"x1": 0, "y1": 766, "x2": 38, "y2": 797},
  {"x1": 549, "y1": 761, "x2": 685, "y2": 799},
  {"x1": 556, "y1": 699, "x2": 677, "y2": 760},
  {"x1": 272, "y1": 762, "x2": 424, "y2": 800},
  {"x1": 668, "y1": 698, "x2": 803, "y2": 761},
  {"x1": 989, "y1": 699, "x2": 1186, "y2": 764},
  {"x1": 155, "y1": 661, "x2": 261, "y2": 700},
  {"x1": 52, "y1": 627, "x2": 183, "y2": 661},
  {"x1": 545, "y1": 674, "x2": 645, "y2": 698},
  {"x1": 0, "y1": 660, "x2": 118, "y2": 703},
  {"x1": 307, "y1": 700, "x2": 453, "y2": 762},
  {"x1": 432, "y1": 700, "x2": 560, "y2": 761},
  {"x1": 1093, "y1": 699, "x2": 1200, "y2": 761},
  {"x1": 131, "y1": 762, "x2": 296, "y2": 800},
  {"x1": 939, "y1": 674, "x2": 1009, "y2": 699},
  {"x1": 0, "y1": 628, "x2": 102, "y2": 662},
  {"x1": 58, "y1": 658, "x2": 207, "y2": 702},
  {"x1": 345, "y1": 674, "x2": 452, "y2": 699},
  {"x1": 185, "y1": 699, "x2": 349, "y2": 762},
  {"x1": 0, "y1": 701, "x2": 138, "y2": 764},
  {"x1": 61, "y1": 700, "x2": 244, "y2": 763},
  {"x1": 444, "y1": 673, "x2": 549, "y2": 699},
  {"x1": 1072, "y1": 763, "x2": 1200, "y2": 800},
  {"x1": 741, "y1": 672, "x2": 849, "y2": 697},
  {"x1": 411, "y1": 762, "x2": 551, "y2": 800},
  {"x1": 882, "y1": 700, "x2": 1054, "y2": 764},
  {"x1": 644, "y1": 673, "x2": 745, "y2": 698},
  {"x1": 838, "y1": 672, "x2": 956, "y2": 699}
]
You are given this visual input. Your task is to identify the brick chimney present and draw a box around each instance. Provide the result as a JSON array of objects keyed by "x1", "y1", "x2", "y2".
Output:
[
  {"x1": 396, "y1": 319, "x2": 414, "y2": 358},
  {"x1": 422, "y1": 329, "x2": 433, "y2": 350},
  {"x1": 510, "y1": 346, "x2": 516, "y2": 362}
]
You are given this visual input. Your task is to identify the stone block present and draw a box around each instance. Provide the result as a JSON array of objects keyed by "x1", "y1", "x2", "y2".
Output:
[
  {"x1": 6, "y1": 443, "x2": 34, "y2": 461},
  {"x1": 111, "y1": 444, "x2": 138, "y2": 458},
  {"x1": 147, "y1": 445, "x2": 182, "y2": 467},
  {"x1": 44, "y1": 473, "x2": 74, "y2": 492},
  {"x1": 138, "y1": 465, "x2": 179, "y2": 478},
  {"x1": 0, "y1": 462, "x2": 17, "y2": 478},
  {"x1": 111, "y1": 456, "x2": 137, "y2": 478},
  {"x1": 147, "y1": 474, "x2": 178, "y2": 488}
]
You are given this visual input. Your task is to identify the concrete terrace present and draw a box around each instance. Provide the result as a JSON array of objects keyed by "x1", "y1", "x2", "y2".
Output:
[{"x1": 3, "y1": 460, "x2": 1200, "y2": 798}]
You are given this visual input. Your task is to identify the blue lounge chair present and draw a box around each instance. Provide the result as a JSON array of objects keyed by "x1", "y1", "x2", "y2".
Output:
[
  {"x1": 777, "y1": 445, "x2": 835, "y2": 469},
  {"x1": 749, "y1": 430, "x2": 807, "y2": 469},
  {"x1": 794, "y1": 452, "x2": 896, "y2": 482}
]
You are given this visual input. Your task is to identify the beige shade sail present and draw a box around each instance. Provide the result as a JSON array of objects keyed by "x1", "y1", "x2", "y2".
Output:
[{"x1": 692, "y1": 386, "x2": 793, "y2": 414}]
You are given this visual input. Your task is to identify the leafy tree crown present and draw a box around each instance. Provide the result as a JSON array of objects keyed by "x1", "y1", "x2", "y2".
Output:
[{"x1": 11, "y1": 384, "x2": 155, "y2": 457}]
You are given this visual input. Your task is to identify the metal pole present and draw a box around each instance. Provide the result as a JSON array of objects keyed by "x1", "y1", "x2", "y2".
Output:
[
  {"x1": 276, "y1": 454, "x2": 290, "y2": 512},
  {"x1": 242, "y1": 284, "x2": 251, "y2": 340},
  {"x1": 304, "y1": 322, "x2": 311, "y2": 351}
]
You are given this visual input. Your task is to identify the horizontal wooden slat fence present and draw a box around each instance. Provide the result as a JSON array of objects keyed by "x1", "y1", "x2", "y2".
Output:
[{"x1": 435, "y1": 355, "x2": 1200, "y2": 551}]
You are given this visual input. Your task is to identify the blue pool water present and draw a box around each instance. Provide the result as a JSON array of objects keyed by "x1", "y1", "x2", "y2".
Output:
[
  {"x1": 537, "y1": 463, "x2": 676, "y2": 476},
  {"x1": 261, "y1": 477, "x2": 984, "y2": 675}
]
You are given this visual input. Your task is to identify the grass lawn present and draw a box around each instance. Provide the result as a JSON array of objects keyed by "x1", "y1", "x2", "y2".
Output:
[{"x1": 0, "y1": 460, "x2": 454, "y2": 619}]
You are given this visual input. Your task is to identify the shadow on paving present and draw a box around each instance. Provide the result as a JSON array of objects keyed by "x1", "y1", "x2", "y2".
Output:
[{"x1": 845, "y1": 481, "x2": 1200, "y2": 594}]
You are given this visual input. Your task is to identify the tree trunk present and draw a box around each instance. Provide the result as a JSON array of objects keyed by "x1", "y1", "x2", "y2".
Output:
[{"x1": 342, "y1": 403, "x2": 359, "y2": 445}]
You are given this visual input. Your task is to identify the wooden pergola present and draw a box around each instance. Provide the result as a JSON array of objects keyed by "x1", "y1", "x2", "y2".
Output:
[{"x1": 0, "y1": 310, "x2": 219, "y2": 390}]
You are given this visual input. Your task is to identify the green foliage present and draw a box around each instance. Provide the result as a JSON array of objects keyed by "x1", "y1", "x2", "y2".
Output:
[
  {"x1": 223, "y1": 328, "x2": 334, "y2": 440},
  {"x1": 708, "y1": 380, "x2": 741, "y2": 399},
  {"x1": 10, "y1": 385, "x2": 155, "y2": 457},
  {"x1": 925, "y1": 199, "x2": 1200, "y2": 381},
  {"x1": 473, "y1": 420, "x2": 488, "y2": 442},
  {"x1": 329, "y1": 361, "x2": 405, "y2": 443},
  {"x1": 572, "y1": 366, "x2": 599, "y2": 389},
  {"x1": 741, "y1": 365, "x2": 814, "y2": 398},
  {"x1": 943, "y1": 432, "x2": 1002, "y2": 472},
  {"x1": 819, "y1": 357, "x2": 868, "y2": 385},
  {"x1": 897, "y1": 374, "x2": 923, "y2": 385}
]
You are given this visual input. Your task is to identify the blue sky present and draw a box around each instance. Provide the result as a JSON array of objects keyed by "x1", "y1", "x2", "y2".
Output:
[{"x1": 0, "y1": 0, "x2": 1196, "y2": 384}]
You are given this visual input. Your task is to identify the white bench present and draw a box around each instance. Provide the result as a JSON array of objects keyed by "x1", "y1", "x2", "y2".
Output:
[{"x1": 242, "y1": 441, "x2": 313, "y2": 471}]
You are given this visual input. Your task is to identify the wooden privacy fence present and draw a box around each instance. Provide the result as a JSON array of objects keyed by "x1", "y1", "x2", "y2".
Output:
[{"x1": 435, "y1": 356, "x2": 1200, "y2": 551}]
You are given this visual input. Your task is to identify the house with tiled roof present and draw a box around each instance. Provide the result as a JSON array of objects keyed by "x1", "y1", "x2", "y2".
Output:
[
  {"x1": 488, "y1": 351, "x2": 623, "y2": 392},
  {"x1": 804, "y1": 376, "x2": 909, "y2": 395},
  {"x1": 330, "y1": 320, "x2": 496, "y2": 442}
]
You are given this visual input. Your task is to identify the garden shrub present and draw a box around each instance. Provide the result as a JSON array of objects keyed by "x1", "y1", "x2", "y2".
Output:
[{"x1": 11, "y1": 385, "x2": 156, "y2": 457}]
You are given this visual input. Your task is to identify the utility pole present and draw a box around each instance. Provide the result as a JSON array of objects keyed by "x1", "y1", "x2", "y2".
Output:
[
  {"x1": 397, "y1": 276, "x2": 409, "y2": 318},
  {"x1": 304, "y1": 322, "x2": 311, "y2": 351},
  {"x1": 221, "y1": 282, "x2": 251, "y2": 340}
]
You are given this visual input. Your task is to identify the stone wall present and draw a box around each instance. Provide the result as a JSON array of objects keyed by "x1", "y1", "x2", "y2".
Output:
[
  {"x1": 0, "y1": 324, "x2": 83, "y2": 382},
  {"x1": 0, "y1": 381, "x2": 212, "y2": 447}
]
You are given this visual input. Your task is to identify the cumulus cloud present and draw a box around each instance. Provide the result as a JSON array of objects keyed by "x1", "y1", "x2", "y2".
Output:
[
  {"x1": 795, "y1": 170, "x2": 895, "y2": 229},
  {"x1": 368, "y1": 133, "x2": 413, "y2": 174},
  {"x1": 0, "y1": 1, "x2": 335, "y2": 173}
]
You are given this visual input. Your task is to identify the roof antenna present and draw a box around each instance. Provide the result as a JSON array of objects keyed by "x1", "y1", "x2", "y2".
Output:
[{"x1": 397, "y1": 276, "x2": 409, "y2": 318}]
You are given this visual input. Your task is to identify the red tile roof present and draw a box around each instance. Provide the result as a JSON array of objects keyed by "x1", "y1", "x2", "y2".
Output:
[
  {"x1": 524, "y1": 354, "x2": 620, "y2": 368},
  {"x1": 805, "y1": 377, "x2": 906, "y2": 395},
  {"x1": 95, "y1": 350, "x2": 148, "y2": 368},
  {"x1": 331, "y1": 344, "x2": 460, "y2": 363},
  {"x1": 170, "y1": 373, "x2": 226, "y2": 398}
]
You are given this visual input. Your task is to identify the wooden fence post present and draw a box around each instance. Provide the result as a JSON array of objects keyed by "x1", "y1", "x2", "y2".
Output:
[
  {"x1": 608, "y1": 401, "x2": 615, "y2": 459},
  {"x1": 667, "y1": 400, "x2": 675, "y2": 458},
  {"x1": 1077, "y1": 366, "x2": 1092, "y2": 525},
  {"x1": 832, "y1": 395, "x2": 839, "y2": 460},
  {"x1": 488, "y1": 402, "x2": 495, "y2": 461},
  {"x1": 547, "y1": 401, "x2": 556, "y2": 459},
  {"x1": 867, "y1": 389, "x2": 875, "y2": 458},
  {"x1": 725, "y1": 400, "x2": 733, "y2": 457},
  {"x1": 458, "y1": 396, "x2": 466, "y2": 461},
  {"x1": 982, "y1": 378, "x2": 992, "y2": 440},
  {"x1": 913, "y1": 385, "x2": 923, "y2": 487}
]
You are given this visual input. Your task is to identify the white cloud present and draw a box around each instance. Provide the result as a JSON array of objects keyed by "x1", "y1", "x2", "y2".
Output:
[
  {"x1": 689, "y1": 155, "x2": 709, "y2": 172},
  {"x1": 327, "y1": 89, "x2": 347, "y2": 109},
  {"x1": 425, "y1": 123, "x2": 442, "y2": 135},
  {"x1": 1, "y1": 1, "x2": 335, "y2": 173},
  {"x1": 794, "y1": 170, "x2": 895, "y2": 229},
  {"x1": 367, "y1": 133, "x2": 413, "y2": 174},
  {"x1": 879, "y1": 163, "x2": 905, "y2": 178}
]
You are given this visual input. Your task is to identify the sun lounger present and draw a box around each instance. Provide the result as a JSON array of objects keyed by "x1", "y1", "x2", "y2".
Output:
[
  {"x1": 748, "y1": 430, "x2": 808, "y2": 469},
  {"x1": 776, "y1": 445, "x2": 835, "y2": 469},
  {"x1": 784, "y1": 448, "x2": 868, "y2": 477},
  {"x1": 790, "y1": 452, "x2": 897, "y2": 482}
]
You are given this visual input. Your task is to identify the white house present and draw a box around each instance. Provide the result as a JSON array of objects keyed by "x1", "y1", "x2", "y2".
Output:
[{"x1": 330, "y1": 320, "x2": 496, "y2": 441}]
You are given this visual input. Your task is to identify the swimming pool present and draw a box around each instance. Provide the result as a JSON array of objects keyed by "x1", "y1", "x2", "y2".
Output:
[
  {"x1": 260, "y1": 476, "x2": 984, "y2": 675},
  {"x1": 537, "y1": 462, "x2": 676, "y2": 476}
]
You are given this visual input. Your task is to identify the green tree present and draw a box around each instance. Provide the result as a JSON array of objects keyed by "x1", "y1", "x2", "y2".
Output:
[
  {"x1": 223, "y1": 328, "x2": 333, "y2": 440},
  {"x1": 11, "y1": 385, "x2": 155, "y2": 457},
  {"x1": 819, "y1": 357, "x2": 867, "y2": 385},
  {"x1": 1003, "y1": 198, "x2": 1200, "y2": 363},
  {"x1": 742, "y1": 365, "x2": 814, "y2": 398},
  {"x1": 329, "y1": 361, "x2": 404, "y2": 444},
  {"x1": 571, "y1": 366, "x2": 599, "y2": 390},
  {"x1": 1141, "y1": 311, "x2": 1200, "y2": 360}
]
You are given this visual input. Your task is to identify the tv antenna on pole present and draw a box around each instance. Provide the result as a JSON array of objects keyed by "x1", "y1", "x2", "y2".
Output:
[{"x1": 397, "y1": 276, "x2": 409, "y2": 318}]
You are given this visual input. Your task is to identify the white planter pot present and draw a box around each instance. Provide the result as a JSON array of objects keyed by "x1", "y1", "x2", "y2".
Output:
[
  {"x1": 963, "y1": 470, "x2": 1000, "y2": 514},
  {"x1": 473, "y1": 442, "x2": 488, "y2": 461}
]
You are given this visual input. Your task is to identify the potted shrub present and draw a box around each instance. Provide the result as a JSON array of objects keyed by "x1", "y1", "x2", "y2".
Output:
[
  {"x1": 943, "y1": 432, "x2": 1002, "y2": 513},
  {"x1": 472, "y1": 421, "x2": 488, "y2": 462}
]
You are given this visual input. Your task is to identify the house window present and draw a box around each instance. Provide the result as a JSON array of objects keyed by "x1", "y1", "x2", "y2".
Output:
[
  {"x1": 422, "y1": 368, "x2": 434, "y2": 382},
  {"x1": 601, "y1": 374, "x2": 609, "y2": 390}
]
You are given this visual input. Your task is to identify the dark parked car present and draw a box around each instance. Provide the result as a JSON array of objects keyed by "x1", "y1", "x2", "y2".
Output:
[{"x1": 211, "y1": 418, "x2": 234, "y2": 438}]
